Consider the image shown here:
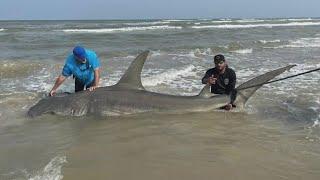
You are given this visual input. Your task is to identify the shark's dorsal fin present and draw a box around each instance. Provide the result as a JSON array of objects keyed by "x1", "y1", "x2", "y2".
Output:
[
  {"x1": 114, "y1": 51, "x2": 150, "y2": 90},
  {"x1": 198, "y1": 84, "x2": 213, "y2": 98}
]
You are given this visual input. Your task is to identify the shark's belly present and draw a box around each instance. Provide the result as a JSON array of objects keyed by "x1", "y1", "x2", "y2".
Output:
[{"x1": 89, "y1": 90, "x2": 216, "y2": 116}]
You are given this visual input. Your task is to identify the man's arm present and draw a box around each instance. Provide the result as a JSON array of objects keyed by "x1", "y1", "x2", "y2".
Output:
[
  {"x1": 88, "y1": 51, "x2": 101, "y2": 91},
  {"x1": 225, "y1": 69, "x2": 237, "y2": 109},
  {"x1": 49, "y1": 75, "x2": 66, "y2": 96},
  {"x1": 227, "y1": 70, "x2": 237, "y2": 94},
  {"x1": 89, "y1": 68, "x2": 100, "y2": 91},
  {"x1": 94, "y1": 68, "x2": 100, "y2": 86},
  {"x1": 50, "y1": 58, "x2": 72, "y2": 96}
]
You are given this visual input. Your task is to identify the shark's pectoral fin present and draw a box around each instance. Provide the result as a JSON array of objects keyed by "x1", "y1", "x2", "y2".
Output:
[{"x1": 114, "y1": 51, "x2": 150, "y2": 90}]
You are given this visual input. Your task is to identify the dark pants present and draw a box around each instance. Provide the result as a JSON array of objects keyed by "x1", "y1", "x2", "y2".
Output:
[{"x1": 75, "y1": 78, "x2": 94, "y2": 92}]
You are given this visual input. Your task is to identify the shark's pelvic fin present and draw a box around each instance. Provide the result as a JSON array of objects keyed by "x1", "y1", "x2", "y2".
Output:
[
  {"x1": 198, "y1": 84, "x2": 213, "y2": 98},
  {"x1": 114, "y1": 51, "x2": 150, "y2": 90},
  {"x1": 235, "y1": 65, "x2": 296, "y2": 108}
]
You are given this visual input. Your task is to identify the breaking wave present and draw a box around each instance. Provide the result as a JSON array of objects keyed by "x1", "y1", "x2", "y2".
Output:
[
  {"x1": 258, "y1": 39, "x2": 281, "y2": 44},
  {"x1": 62, "y1": 25, "x2": 182, "y2": 33},
  {"x1": 123, "y1": 21, "x2": 169, "y2": 26},
  {"x1": 211, "y1": 20, "x2": 233, "y2": 23},
  {"x1": 231, "y1": 48, "x2": 253, "y2": 54},
  {"x1": 191, "y1": 22, "x2": 320, "y2": 29},
  {"x1": 282, "y1": 18, "x2": 314, "y2": 22},
  {"x1": 163, "y1": 19, "x2": 194, "y2": 22},
  {"x1": 268, "y1": 37, "x2": 320, "y2": 49},
  {"x1": 235, "y1": 19, "x2": 266, "y2": 23}
]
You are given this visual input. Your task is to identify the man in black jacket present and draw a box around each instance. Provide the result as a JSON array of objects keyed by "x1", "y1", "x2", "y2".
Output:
[{"x1": 202, "y1": 54, "x2": 237, "y2": 110}]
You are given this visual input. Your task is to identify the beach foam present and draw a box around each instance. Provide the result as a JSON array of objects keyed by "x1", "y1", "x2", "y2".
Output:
[
  {"x1": 29, "y1": 155, "x2": 66, "y2": 180},
  {"x1": 231, "y1": 48, "x2": 253, "y2": 54},
  {"x1": 150, "y1": 50, "x2": 162, "y2": 57},
  {"x1": 168, "y1": 52, "x2": 202, "y2": 59},
  {"x1": 236, "y1": 68, "x2": 260, "y2": 80},
  {"x1": 143, "y1": 64, "x2": 198, "y2": 87},
  {"x1": 312, "y1": 119, "x2": 320, "y2": 128},
  {"x1": 193, "y1": 48, "x2": 213, "y2": 57}
]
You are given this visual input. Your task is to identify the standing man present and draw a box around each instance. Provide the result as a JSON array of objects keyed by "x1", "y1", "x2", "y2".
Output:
[
  {"x1": 202, "y1": 54, "x2": 237, "y2": 110},
  {"x1": 49, "y1": 46, "x2": 101, "y2": 96}
]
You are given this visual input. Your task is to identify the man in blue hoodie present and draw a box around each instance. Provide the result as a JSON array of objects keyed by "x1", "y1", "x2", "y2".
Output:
[{"x1": 49, "y1": 46, "x2": 101, "y2": 96}]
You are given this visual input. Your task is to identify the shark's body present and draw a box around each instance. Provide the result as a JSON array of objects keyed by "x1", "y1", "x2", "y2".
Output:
[{"x1": 28, "y1": 51, "x2": 294, "y2": 117}]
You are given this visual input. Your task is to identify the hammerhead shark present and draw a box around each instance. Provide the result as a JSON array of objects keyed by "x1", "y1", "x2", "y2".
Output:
[{"x1": 28, "y1": 51, "x2": 294, "y2": 117}]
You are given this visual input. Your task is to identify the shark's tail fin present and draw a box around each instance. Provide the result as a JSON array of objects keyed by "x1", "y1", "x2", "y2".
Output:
[{"x1": 234, "y1": 65, "x2": 296, "y2": 109}]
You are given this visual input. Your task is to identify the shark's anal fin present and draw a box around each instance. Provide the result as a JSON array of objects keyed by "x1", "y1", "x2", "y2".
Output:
[
  {"x1": 114, "y1": 51, "x2": 150, "y2": 90},
  {"x1": 235, "y1": 64, "x2": 296, "y2": 108}
]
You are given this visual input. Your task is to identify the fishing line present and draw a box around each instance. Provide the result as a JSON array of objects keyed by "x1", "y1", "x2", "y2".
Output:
[{"x1": 237, "y1": 67, "x2": 320, "y2": 91}]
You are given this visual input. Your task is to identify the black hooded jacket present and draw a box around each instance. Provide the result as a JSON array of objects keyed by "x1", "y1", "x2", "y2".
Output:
[{"x1": 202, "y1": 66, "x2": 236, "y2": 95}]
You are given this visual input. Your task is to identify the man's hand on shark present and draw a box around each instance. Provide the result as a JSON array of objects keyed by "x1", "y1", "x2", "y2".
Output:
[
  {"x1": 49, "y1": 89, "x2": 56, "y2": 97},
  {"x1": 224, "y1": 104, "x2": 233, "y2": 111},
  {"x1": 88, "y1": 86, "x2": 98, "y2": 91}
]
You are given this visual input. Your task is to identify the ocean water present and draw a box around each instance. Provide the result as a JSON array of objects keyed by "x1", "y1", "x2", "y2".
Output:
[{"x1": 0, "y1": 18, "x2": 320, "y2": 179}]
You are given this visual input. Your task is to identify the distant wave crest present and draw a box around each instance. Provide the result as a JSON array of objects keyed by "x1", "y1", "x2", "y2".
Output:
[
  {"x1": 259, "y1": 39, "x2": 281, "y2": 44},
  {"x1": 191, "y1": 22, "x2": 320, "y2": 29},
  {"x1": 62, "y1": 25, "x2": 182, "y2": 33},
  {"x1": 124, "y1": 21, "x2": 169, "y2": 26}
]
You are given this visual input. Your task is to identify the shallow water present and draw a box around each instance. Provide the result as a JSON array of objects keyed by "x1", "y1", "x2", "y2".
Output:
[
  {"x1": 62, "y1": 113, "x2": 320, "y2": 180},
  {"x1": 0, "y1": 18, "x2": 320, "y2": 179}
]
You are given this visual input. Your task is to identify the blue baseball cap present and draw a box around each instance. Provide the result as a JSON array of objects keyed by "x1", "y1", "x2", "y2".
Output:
[{"x1": 73, "y1": 46, "x2": 86, "y2": 61}]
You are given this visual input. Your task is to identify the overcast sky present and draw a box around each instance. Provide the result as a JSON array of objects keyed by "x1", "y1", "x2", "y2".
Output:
[{"x1": 0, "y1": 0, "x2": 319, "y2": 20}]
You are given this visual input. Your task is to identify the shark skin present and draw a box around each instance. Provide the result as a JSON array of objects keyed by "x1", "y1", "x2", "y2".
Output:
[{"x1": 27, "y1": 51, "x2": 295, "y2": 117}]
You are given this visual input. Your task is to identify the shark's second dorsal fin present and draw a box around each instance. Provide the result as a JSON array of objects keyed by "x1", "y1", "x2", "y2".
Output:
[
  {"x1": 114, "y1": 51, "x2": 150, "y2": 90},
  {"x1": 198, "y1": 84, "x2": 213, "y2": 98}
]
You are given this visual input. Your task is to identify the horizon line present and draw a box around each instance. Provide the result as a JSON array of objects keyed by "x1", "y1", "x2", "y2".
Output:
[{"x1": 0, "y1": 16, "x2": 319, "y2": 21}]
